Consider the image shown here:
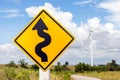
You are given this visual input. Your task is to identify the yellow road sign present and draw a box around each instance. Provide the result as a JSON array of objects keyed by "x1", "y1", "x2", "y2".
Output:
[{"x1": 14, "y1": 9, "x2": 74, "y2": 71}]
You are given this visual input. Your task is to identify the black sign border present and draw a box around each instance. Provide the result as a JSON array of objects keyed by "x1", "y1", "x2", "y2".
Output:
[{"x1": 14, "y1": 10, "x2": 74, "y2": 70}]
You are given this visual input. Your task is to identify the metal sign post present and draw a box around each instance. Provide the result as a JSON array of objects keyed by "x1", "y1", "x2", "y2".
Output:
[{"x1": 39, "y1": 69, "x2": 50, "y2": 80}]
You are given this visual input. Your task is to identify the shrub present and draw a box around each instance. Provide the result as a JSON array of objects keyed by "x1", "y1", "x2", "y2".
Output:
[
  {"x1": 106, "y1": 60, "x2": 119, "y2": 71},
  {"x1": 6, "y1": 61, "x2": 17, "y2": 67},
  {"x1": 16, "y1": 69, "x2": 30, "y2": 80},
  {"x1": 5, "y1": 67, "x2": 16, "y2": 80},
  {"x1": 75, "y1": 63, "x2": 92, "y2": 72},
  {"x1": 31, "y1": 64, "x2": 39, "y2": 71},
  {"x1": 18, "y1": 59, "x2": 28, "y2": 68},
  {"x1": 61, "y1": 64, "x2": 69, "y2": 71},
  {"x1": 54, "y1": 62, "x2": 62, "y2": 71},
  {"x1": 75, "y1": 63, "x2": 84, "y2": 72},
  {"x1": 54, "y1": 62, "x2": 70, "y2": 71},
  {"x1": 65, "y1": 62, "x2": 69, "y2": 66},
  {"x1": 93, "y1": 65, "x2": 108, "y2": 72}
]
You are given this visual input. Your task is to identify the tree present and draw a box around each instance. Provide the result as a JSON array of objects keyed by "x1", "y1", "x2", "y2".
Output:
[
  {"x1": 75, "y1": 63, "x2": 84, "y2": 72},
  {"x1": 75, "y1": 63, "x2": 91, "y2": 72},
  {"x1": 111, "y1": 60, "x2": 117, "y2": 66},
  {"x1": 54, "y1": 62, "x2": 62, "y2": 71},
  {"x1": 61, "y1": 62, "x2": 70, "y2": 71},
  {"x1": 94, "y1": 65, "x2": 108, "y2": 72},
  {"x1": 18, "y1": 59, "x2": 28, "y2": 68},
  {"x1": 65, "y1": 62, "x2": 69, "y2": 66},
  {"x1": 6, "y1": 61, "x2": 16, "y2": 67},
  {"x1": 58, "y1": 62, "x2": 60, "y2": 66},
  {"x1": 106, "y1": 60, "x2": 119, "y2": 71},
  {"x1": 31, "y1": 64, "x2": 39, "y2": 70}
]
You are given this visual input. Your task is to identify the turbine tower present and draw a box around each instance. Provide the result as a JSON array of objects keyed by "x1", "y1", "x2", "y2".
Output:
[
  {"x1": 90, "y1": 30, "x2": 93, "y2": 66},
  {"x1": 84, "y1": 30, "x2": 94, "y2": 66}
]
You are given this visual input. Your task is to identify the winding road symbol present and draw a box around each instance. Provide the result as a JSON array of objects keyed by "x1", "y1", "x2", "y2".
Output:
[{"x1": 32, "y1": 19, "x2": 51, "y2": 62}]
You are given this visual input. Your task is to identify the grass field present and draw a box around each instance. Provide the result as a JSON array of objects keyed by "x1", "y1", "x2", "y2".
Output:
[
  {"x1": 0, "y1": 65, "x2": 73, "y2": 80},
  {"x1": 0, "y1": 65, "x2": 120, "y2": 80}
]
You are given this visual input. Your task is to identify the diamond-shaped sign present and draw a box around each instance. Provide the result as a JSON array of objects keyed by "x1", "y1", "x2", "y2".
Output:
[{"x1": 14, "y1": 9, "x2": 74, "y2": 71}]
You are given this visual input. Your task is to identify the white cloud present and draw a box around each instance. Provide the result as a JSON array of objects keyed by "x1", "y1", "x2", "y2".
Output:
[
  {"x1": 0, "y1": 9, "x2": 19, "y2": 13},
  {"x1": 98, "y1": 0, "x2": 120, "y2": 27},
  {"x1": 98, "y1": 0, "x2": 120, "y2": 13},
  {"x1": 105, "y1": 23, "x2": 114, "y2": 30},
  {"x1": 3, "y1": 13, "x2": 24, "y2": 18},
  {"x1": 0, "y1": 9, "x2": 24, "y2": 18},
  {"x1": 74, "y1": 0, "x2": 93, "y2": 5},
  {"x1": 25, "y1": 3, "x2": 77, "y2": 37},
  {"x1": 0, "y1": 43, "x2": 32, "y2": 64},
  {"x1": 88, "y1": 17, "x2": 100, "y2": 29},
  {"x1": 77, "y1": 17, "x2": 120, "y2": 62}
]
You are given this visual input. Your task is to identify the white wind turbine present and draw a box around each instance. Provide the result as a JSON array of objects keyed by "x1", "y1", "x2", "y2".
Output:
[
  {"x1": 84, "y1": 30, "x2": 94, "y2": 66},
  {"x1": 90, "y1": 30, "x2": 93, "y2": 66}
]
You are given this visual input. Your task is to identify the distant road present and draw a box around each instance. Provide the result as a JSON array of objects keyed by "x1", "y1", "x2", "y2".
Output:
[{"x1": 71, "y1": 75, "x2": 101, "y2": 80}]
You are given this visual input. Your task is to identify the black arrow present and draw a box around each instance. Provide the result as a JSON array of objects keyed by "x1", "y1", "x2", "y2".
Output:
[{"x1": 32, "y1": 18, "x2": 51, "y2": 62}]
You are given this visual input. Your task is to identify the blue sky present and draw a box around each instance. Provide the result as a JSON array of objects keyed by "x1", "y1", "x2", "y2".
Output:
[
  {"x1": 0, "y1": 0, "x2": 120, "y2": 65},
  {"x1": 0, "y1": 0, "x2": 108, "y2": 44}
]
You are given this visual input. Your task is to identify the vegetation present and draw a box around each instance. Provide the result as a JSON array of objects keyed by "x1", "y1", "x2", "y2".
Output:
[
  {"x1": 18, "y1": 59, "x2": 28, "y2": 68},
  {"x1": 75, "y1": 60, "x2": 120, "y2": 73},
  {"x1": 106, "y1": 60, "x2": 120, "y2": 71},
  {"x1": 6, "y1": 61, "x2": 17, "y2": 67},
  {"x1": 75, "y1": 63, "x2": 91, "y2": 72},
  {"x1": 54, "y1": 62, "x2": 70, "y2": 71},
  {"x1": 54, "y1": 62, "x2": 62, "y2": 71},
  {"x1": 0, "y1": 59, "x2": 120, "y2": 80},
  {"x1": 51, "y1": 71, "x2": 74, "y2": 80},
  {"x1": 0, "y1": 67, "x2": 38, "y2": 80},
  {"x1": 92, "y1": 65, "x2": 107, "y2": 72},
  {"x1": 31, "y1": 64, "x2": 39, "y2": 71}
]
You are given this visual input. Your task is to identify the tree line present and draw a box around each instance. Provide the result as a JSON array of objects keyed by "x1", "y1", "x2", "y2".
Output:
[
  {"x1": 6, "y1": 59, "x2": 120, "y2": 72},
  {"x1": 75, "y1": 60, "x2": 120, "y2": 72}
]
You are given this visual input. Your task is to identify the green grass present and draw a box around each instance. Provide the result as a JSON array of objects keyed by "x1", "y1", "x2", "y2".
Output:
[
  {"x1": 51, "y1": 70, "x2": 74, "y2": 80},
  {"x1": 0, "y1": 66, "x2": 74, "y2": 80},
  {"x1": 0, "y1": 67, "x2": 39, "y2": 80},
  {"x1": 0, "y1": 65, "x2": 120, "y2": 80}
]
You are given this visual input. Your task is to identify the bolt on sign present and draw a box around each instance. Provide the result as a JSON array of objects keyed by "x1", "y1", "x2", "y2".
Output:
[{"x1": 14, "y1": 9, "x2": 74, "y2": 71}]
